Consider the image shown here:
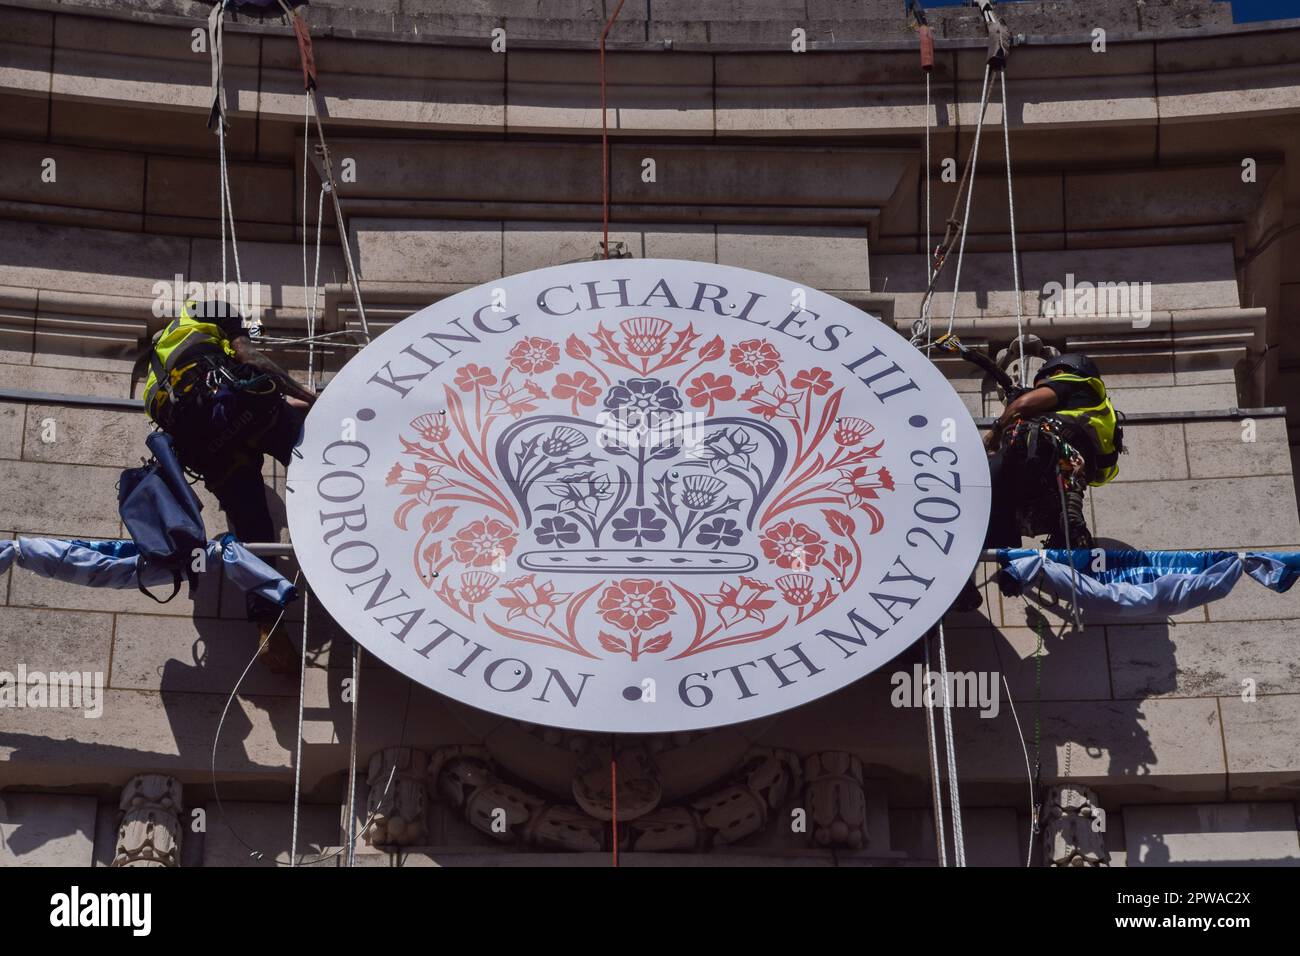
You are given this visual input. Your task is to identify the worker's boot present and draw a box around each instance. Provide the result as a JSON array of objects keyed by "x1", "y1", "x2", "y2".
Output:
[
  {"x1": 257, "y1": 620, "x2": 298, "y2": 675},
  {"x1": 1044, "y1": 488, "x2": 1094, "y2": 550}
]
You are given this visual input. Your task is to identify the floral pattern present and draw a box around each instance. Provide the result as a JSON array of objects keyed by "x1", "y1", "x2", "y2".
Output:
[{"x1": 385, "y1": 314, "x2": 894, "y2": 661}]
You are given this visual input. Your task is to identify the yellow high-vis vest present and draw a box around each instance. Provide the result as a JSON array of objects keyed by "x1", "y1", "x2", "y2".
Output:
[
  {"x1": 1042, "y1": 371, "x2": 1121, "y2": 485},
  {"x1": 142, "y1": 300, "x2": 239, "y2": 421}
]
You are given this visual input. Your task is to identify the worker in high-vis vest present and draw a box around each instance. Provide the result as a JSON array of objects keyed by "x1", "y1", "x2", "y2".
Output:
[
  {"x1": 955, "y1": 353, "x2": 1123, "y2": 612},
  {"x1": 144, "y1": 299, "x2": 316, "y2": 670},
  {"x1": 984, "y1": 352, "x2": 1121, "y2": 546}
]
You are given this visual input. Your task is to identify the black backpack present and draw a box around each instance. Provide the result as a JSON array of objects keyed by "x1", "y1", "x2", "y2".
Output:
[{"x1": 118, "y1": 432, "x2": 208, "y2": 603}]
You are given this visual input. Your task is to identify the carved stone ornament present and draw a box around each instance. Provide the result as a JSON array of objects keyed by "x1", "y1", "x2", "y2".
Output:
[
  {"x1": 364, "y1": 747, "x2": 429, "y2": 847},
  {"x1": 425, "y1": 743, "x2": 798, "y2": 853},
  {"x1": 1041, "y1": 783, "x2": 1110, "y2": 867},
  {"x1": 113, "y1": 774, "x2": 183, "y2": 868},
  {"x1": 573, "y1": 742, "x2": 662, "y2": 821},
  {"x1": 802, "y1": 751, "x2": 868, "y2": 849}
]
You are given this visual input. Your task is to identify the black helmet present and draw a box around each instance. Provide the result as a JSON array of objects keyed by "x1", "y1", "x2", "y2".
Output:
[{"x1": 1034, "y1": 352, "x2": 1101, "y2": 384}]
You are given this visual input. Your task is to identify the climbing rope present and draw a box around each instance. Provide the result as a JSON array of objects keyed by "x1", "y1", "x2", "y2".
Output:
[
  {"x1": 208, "y1": 4, "x2": 250, "y2": 325},
  {"x1": 290, "y1": 588, "x2": 310, "y2": 866},
  {"x1": 210, "y1": 583, "x2": 406, "y2": 866},
  {"x1": 999, "y1": 69, "x2": 1027, "y2": 388},
  {"x1": 276, "y1": 0, "x2": 372, "y2": 345},
  {"x1": 909, "y1": 63, "x2": 995, "y2": 348},
  {"x1": 922, "y1": 631, "x2": 948, "y2": 866},
  {"x1": 945, "y1": 64, "x2": 993, "y2": 339},
  {"x1": 217, "y1": 120, "x2": 247, "y2": 321},
  {"x1": 344, "y1": 643, "x2": 362, "y2": 868},
  {"x1": 1054, "y1": 474, "x2": 1084, "y2": 632},
  {"x1": 935, "y1": 621, "x2": 966, "y2": 865},
  {"x1": 205, "y1": 4, "x2": 382, "y2": 865},
  {"x1": 999, "y1": 670, "x2": 1036, "y2": 867}
]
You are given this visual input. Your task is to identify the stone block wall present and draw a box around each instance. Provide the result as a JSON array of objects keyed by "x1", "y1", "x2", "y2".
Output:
[{"x1": 1, "y1": 1, "x2": 1299, "y2": 865}]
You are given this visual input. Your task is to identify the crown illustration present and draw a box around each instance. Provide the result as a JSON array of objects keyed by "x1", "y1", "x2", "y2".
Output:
[{"x1": 494, "y1": 377, "x2": 789, "y2": 574}]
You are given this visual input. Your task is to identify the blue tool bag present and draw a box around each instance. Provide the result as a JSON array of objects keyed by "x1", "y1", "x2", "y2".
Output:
[{"x1": 118, "y1": 431, "x2": 208, "y2": 603}]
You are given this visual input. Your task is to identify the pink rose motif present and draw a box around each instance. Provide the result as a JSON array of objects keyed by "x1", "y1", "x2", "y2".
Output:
[
  {"x1": 729, "y1": 339, "x2": 781, "y2": 376},
  {"x1": 451, "y1": 518, "x2": 518, "y2": 567},
  {"x1": 508, "y1": 336, "x2": 561, "y2": 374},
  {"x1": 597, "y1": 578, "x2": 675, "y2": 632},
  {"x1": 760, "y1": 520, "x2": 826, "y2": 570}
]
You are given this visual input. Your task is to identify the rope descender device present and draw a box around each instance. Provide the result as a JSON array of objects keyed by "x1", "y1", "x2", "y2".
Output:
[{"x1": 974, "y1": 0, "x2": 1013, "y2": 70}]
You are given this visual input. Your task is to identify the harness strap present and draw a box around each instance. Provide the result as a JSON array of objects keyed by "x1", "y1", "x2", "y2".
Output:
[{"x1": 148, "y1": 348, "x2": 175, "y2": 411}]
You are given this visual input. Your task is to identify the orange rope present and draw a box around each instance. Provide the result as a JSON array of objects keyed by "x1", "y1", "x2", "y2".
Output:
[{"x1": 599, "y1": 0, "x2": 626, "y2": 261}]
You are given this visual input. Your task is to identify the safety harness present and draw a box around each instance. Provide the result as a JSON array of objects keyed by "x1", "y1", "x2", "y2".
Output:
[
  {"x1": 1036, "y1": 372, "x2": 1123, "y2": 486},
  {"x1": 143, "y1": 300, "x2": 275, "y2": 429}
]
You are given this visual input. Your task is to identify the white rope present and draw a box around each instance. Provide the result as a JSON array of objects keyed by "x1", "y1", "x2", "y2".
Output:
[
  {"x1": 218, "y1": 121, "x2": 227, "y2": 290},
  {"x1": 922, "y1": 631, "x2": 948, "y2": 866},
  {"x1": 257, "y1": 331, "x2": 363, "y2": 348},
  {"x1": 309, "y1": 186, "x2": 325, "y2": 388},
  {"x1": 936, "y1": 621, "x2": 967, "y2": 866},
  {"x1": 345, "y1": 644, "x2": 362, "y2": 867},
  {"x1": 302, "y1": 90, "x2": 312, "y2": 385},
  {"x1": 211, "y1": 571, "x2": 299, "y2": 863},
  {"x1": 217, "y1": 119, "x2": 247, "y2": 321},
  {"x1": 1001, "y1": 672, "x2": 1037, "y2": 867},
  {"x1": 290, "y1": 587, "x2": 310, "y2": 867},
  {"x1": 1000, "y1": 69, "x2": 1026, "y2": 388},
  {"x1": 946, "y1": 63, "x2": 994, "y2": 336}
]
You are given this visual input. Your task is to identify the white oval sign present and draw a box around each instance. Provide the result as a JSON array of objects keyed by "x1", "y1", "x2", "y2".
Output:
[{"x1": 287, "y1": 259, "x2": 990, "y2": 732}]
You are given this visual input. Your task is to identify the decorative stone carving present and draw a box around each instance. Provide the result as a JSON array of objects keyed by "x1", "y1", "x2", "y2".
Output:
[
  {"x1": 1041, "y1": 784, "x2": 1110, "y2": 867},
  {"x1": 625, "y1": 806, "x2": 702, "y2": 852},
  {"x1": 431, "y1": 744, "x2": 600, "y2": 851},
  {"x1": 364, "y1": 747, "x2": 429, "y2": 847},
  {"x1": 803, "y1": 751, "x2": 868, "y2": 849},
  {"x1": 573, "y1": 742, "x2": 662, "y2": 821},
  {"x1": 628, "y1": 747, "x2": 799, "y2": 851},
  {"x1": 523, "y1": 805, "x2": 605, "y2": 852},
  {"x1": 428, "y1": 743, "x2": 797, "y2": 853},
  {"x1": 113, "y1": 774, "x2": 182, "y2": 868}
]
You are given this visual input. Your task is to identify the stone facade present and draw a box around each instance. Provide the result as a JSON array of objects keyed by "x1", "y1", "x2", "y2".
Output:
[{"x1": 2, "y1": 0, "x2": 1300, "y2": 866}]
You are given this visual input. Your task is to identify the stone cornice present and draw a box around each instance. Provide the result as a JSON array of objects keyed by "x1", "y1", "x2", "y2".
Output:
[
  {"x1": 0, "y1": 0, "x2": 1287, "y2": 54},
  {"x1": 4, "y1": 4, "x2": 1300, "y2": 138}
]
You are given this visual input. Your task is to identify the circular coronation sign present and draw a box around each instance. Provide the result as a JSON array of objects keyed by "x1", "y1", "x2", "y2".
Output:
[{"x1": 287, "y1": 259, "x2": 990, "y2": 733}]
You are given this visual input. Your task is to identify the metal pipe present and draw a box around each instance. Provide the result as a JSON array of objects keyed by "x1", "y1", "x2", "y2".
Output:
[{"x1": 0, "y1": 388, "x2": 1283, "y2": 426}]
